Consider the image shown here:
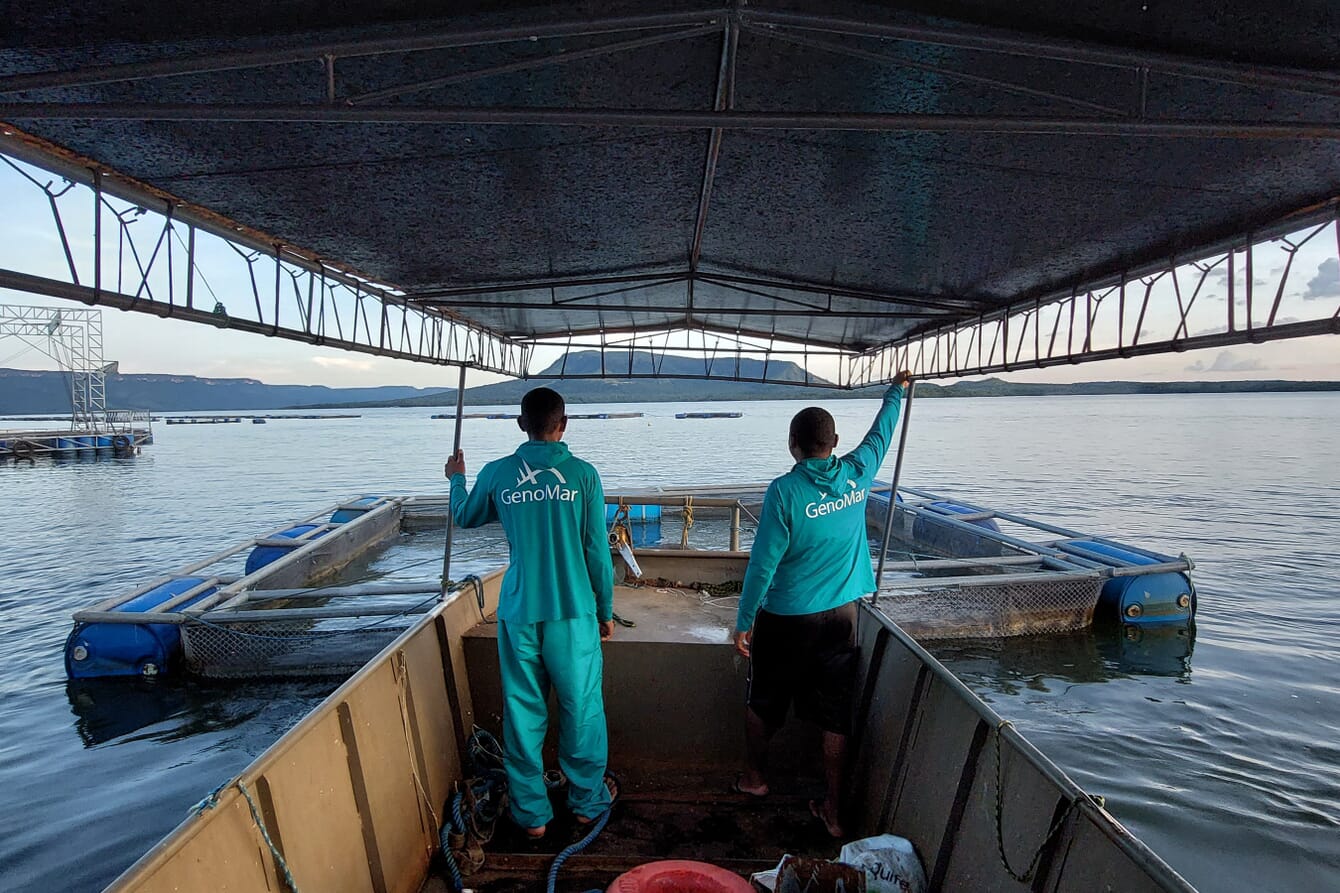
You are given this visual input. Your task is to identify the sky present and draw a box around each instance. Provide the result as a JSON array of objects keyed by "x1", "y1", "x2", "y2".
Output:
[{"x1": 1, "y1": 158, "x2": 1337, "y2": 391}]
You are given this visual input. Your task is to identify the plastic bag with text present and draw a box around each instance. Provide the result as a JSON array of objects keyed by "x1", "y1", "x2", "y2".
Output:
[{"x1": 836, "y1": 835, "x2": 927, "y2": 893}]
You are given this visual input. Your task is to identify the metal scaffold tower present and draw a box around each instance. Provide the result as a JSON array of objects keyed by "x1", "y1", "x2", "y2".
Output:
[{"x1": 0, "y1": 303, "x2": 109, "y2": 429}]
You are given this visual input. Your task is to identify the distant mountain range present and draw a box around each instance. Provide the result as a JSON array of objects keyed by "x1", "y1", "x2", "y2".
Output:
[
  {"x1": 2, "y1": 350, "x2": 1337, "y2": 414},
  {"x1": 0, "y1": 368, "x2": 442, "y2": 413}
]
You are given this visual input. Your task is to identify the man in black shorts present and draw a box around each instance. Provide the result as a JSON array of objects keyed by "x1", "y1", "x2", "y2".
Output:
[{"x1": 732, "y1": 372, "x2": 910, "y2": 837}]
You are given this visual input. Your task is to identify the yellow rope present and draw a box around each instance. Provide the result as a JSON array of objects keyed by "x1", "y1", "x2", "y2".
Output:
[
  {"x1": 680, "y1": 496, "x2": 695, "y2": 549},
  {"x1": 392, "y1": 651, "x2": 442, "y2": 857}
]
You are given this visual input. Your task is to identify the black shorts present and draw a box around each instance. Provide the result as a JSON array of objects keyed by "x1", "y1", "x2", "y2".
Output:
[{"x1": 747, "y1": 601, "x2": 859, "y2": 736}]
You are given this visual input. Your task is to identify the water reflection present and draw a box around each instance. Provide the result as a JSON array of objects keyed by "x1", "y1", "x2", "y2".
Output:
[
  {"x1": 67, "y1": 677, "x2": 337, "y2": 747},
  {"x1": 1096, "y1": 621, "x2": 1195, "y2": 679},
  {"x1": 928, "y1": 621, "x2": 1195, "y2": 694}
]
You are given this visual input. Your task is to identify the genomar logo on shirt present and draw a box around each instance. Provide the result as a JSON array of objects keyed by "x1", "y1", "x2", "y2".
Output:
[
  {"x1": 804, "y1": 479, "x2": 866, "y2": 519},
  {"x1": 500, "y1": 459, "x2": 580, "y2": 505}
]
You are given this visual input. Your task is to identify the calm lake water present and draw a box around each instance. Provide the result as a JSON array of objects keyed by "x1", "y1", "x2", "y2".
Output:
[{"x1": 1, "y1": 394, "x2": 1337, "y2": 891}]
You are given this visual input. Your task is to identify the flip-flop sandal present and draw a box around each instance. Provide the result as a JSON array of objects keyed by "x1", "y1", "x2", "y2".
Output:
[
  {"x1": 808, "y1": 799, "x2": 844, "y2": 839},
  {"x1": 730, "y1": 773, "x2": 769, "y2": 798},
  {"x1": 523, "y1": 825, "x2": 547, "y2": 840},
  {"x1": 575, "y1": 774, "x2": 620, "y2": 824}
]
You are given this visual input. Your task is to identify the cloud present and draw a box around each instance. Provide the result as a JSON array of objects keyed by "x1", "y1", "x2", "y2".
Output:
[
  {"x1": 1185, "y1": 350, "x2": 1267, "y2": 373},
  {"x1": 311, "y1": 356, "x2": 376, "y2": 371},
  {"x1": 1303, "y1": 258, "x2": 1339, "y2": 300}
]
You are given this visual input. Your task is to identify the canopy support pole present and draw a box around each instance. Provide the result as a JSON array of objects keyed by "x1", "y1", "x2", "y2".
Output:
[
  {"x1": 440, "y1": 363, "x2": 468, "y2": 596},
  {"x1": 874, "y1": 382, "x2": 916, "y2": 595}
]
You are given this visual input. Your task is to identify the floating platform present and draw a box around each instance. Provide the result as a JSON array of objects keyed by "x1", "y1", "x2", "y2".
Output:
[
  {"x1": 0, "y1": 427, "x2": 152, "y2": 458},
  {"x1": 867, "y1": 483, "x2": 1195, "y2": 635},
  {"x1": 64, "y1": 483, "x2": 1195, "y2": 681},
  {"x1": 64, "y1": 495, "x2": 410, "y2": 679},
  {"x1": 674, "y1": 411, "x2": 742, "y2": 419}
]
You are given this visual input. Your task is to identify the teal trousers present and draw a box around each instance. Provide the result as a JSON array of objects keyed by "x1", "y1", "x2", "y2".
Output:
[{"x1": 496, "y1": 617, "x2": 611, "y2": 829}]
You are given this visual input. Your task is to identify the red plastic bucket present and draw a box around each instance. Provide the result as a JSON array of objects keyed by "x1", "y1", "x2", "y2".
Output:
[{"x1": 608, "y1": 860, "x2": 754, "y2": 893}]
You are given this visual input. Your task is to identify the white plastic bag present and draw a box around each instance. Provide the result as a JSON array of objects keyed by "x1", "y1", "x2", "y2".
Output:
[
  {"x1": 837, "y1": 835, "x2": 927, "y2": 893},
  {"x1": 750, "y1": 854, "x2": 789, "y2": 892}
]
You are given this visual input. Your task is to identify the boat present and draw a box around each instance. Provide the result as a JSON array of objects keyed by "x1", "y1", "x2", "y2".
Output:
[{"x1": 98, "y1": 524, "x2": 1196, "y2": 893}]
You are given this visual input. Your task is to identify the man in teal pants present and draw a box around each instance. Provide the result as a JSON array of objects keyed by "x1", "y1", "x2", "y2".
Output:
[
  {"x1": 732, "y1": 371, "x2": 911, "y2": 838},
  {"x1": 445, "y1": 387, "x2": 615, "y2": 838}
]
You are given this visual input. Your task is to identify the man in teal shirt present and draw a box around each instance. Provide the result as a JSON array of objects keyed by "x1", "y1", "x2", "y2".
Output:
[
  {"x1": 445, "y1": 387, "x2": 615, "y2": 838},
  {"x1": 732, "y1": 371, "x2": 911, "y2": 838}
]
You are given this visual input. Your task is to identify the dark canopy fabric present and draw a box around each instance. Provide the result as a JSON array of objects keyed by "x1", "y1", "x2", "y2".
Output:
[{"x1": 2, "y1": 1, "x2": 1338, "y2": 350}]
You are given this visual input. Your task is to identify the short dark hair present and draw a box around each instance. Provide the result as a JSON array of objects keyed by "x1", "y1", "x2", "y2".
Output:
[
  {"x1": 520, "y1": 387, "x2": 565, "y2": 437},
  {"x1": 790, "y1": 406, "x2": 837, "y2": 456}
]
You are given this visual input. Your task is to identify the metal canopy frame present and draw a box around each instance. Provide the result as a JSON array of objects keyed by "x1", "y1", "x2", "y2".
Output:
[{"x1": 1, "y1": 2, "x2": 1338, "y2": 386}]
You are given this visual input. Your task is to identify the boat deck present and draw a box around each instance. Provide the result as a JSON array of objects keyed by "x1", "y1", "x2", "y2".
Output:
[{"x1": 420, "y1": 782, "x2": 835, "y2": 892}]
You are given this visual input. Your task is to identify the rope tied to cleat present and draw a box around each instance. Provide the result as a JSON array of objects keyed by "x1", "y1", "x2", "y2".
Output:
[{"x1": 679, "y1": 496, "x2": 694, "y2": 549}]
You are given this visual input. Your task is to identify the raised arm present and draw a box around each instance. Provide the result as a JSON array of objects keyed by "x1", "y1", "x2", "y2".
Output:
[
  {"x1": 842, "y1": 375, "x2": 909, "y2": 483},
  {"x1": 446, "y1": 451, "x2": 499, "y2": 529},
  {"x1": 735, "y1": 481, "x2": 790, "y2": 634},
  {"x1": 582, "y1": 469, "x2": 616, "y2": 622}
]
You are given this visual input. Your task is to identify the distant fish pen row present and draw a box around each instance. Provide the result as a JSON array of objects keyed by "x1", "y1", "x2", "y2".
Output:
[
  {"x1": 432, "y1": 411, "x2": 646, "y2": 420},
  {"x1": 428, "y1": 412, "x2": 745, "y2": 418},
  {"x1": 164, "y1": 414, "x2": 361, "y2": 425},
  {"x1": 0, "y1": 428, "x2": 152, "y2": 459}
]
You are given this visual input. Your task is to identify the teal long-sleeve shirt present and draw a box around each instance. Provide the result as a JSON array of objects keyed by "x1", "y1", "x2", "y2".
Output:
[
  {"x1": 735, "y1": 385, "x2": 905, "y2": 633},
  {"x1": 450, "y1": 440, "x2": 615, "y2": 625}
]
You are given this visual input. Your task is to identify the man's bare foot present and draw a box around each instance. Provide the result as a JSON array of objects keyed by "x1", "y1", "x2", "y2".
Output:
[
  {"x1": 575, "y1": 775, "x2": 619, "y2": 824},
  {"x1": 523, "y1": 824, "x2": 546, "y2": 839},
  {"x1": 809, "y1": 799, "x2": 844, "y2": 838},
  {"x1": 731, "y1": 772, "x2": 769, "y2": 798}
]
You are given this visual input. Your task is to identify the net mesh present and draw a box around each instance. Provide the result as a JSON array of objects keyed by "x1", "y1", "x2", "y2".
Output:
[
  {"x1": 875, "y1": 574, "x2": 1101, "y2": 639},
  {"x1": 181, "y1": 618, "x2": 413, "y2": 679}
]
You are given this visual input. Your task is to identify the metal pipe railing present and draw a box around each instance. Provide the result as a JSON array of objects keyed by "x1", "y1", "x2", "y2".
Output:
[
  {"x1": 875, "y1": 383, "x2": 915, "y2": 591},
  {"x1": 441, "y1": 363, "x2": 468, "y2": 594}
]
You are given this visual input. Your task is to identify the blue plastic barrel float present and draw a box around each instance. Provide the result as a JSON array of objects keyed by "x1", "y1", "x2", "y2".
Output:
[
  {"x1": 1064, "y1": 540, "x2": 1194, "y2": 624},
  {"x1": 65, "y1": 577, "x2": 218, "y2": 678},
  {"x1": 331, "y1": 496, "x2": 381, "y2": 524},
  {"x1": 244, "y1": 524, "x2": 330, "y2": 575},
  {"x1": 912, "y1": 501, "x2": 1005, "y2": 558},
  {"x1": 867, "y1": 489, "x2": 1005, "y2": 558}
]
